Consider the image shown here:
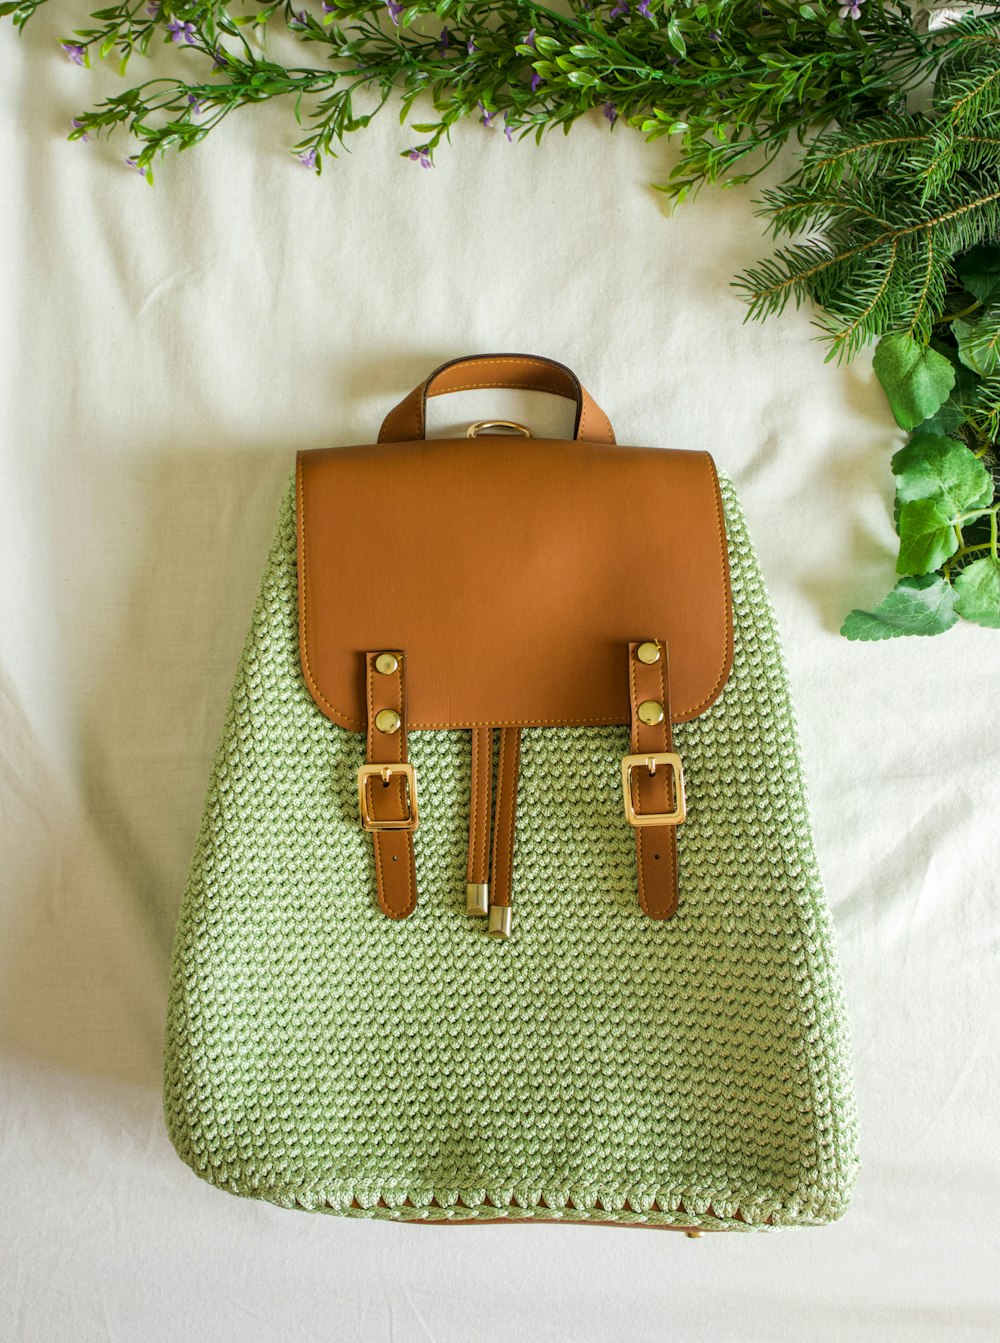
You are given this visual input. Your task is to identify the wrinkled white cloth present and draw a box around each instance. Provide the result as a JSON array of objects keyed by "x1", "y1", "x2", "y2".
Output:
[{"x1": 1, "y1": 11, "x2": 998, "y2": 1342}]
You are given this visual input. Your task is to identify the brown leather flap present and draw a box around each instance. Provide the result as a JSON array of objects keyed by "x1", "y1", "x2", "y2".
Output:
[{"x1": 296, "y1": 437, "x2": 732, "y2": 732}]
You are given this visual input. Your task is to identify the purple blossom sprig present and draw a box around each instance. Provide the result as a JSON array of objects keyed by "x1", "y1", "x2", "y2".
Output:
[
  {"x1": 124, "y1": 155, "x2": 152, "y2": 183},
  {"x1": 406, "y1": 147, "x2": 432, "y2": 168},
  {"x1": 297, "y1": 147, "x2": 318, "y2": 169},
  {"x1": 838, "y1": 0, "x2": 864, "y2": 18},
  {"x1": 167, "y1": 19, "x2": 196, "y2": 45},
  {"x1": 70, "y1": 117, "x2": 89, "y2": 142},
  {"x1": 385, "y1": 0, "x2": 403, "y2": 25},
  {"x1": 61, "y1": 42, "x2": 87, "y2": 66}
]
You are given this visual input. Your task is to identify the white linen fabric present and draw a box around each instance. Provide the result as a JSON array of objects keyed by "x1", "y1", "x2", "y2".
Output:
[{"x1": 1, "y1": 11, "x2": 997, "y2": 1342}]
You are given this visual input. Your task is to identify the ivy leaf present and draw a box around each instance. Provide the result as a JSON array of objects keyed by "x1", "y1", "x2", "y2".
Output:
[
  {"x1": 872, "y1": 334, "x2": 956, "y2": 431},
  {"x1": 890, "y1": 433, "x2": 994, "y2": 514},
  {"x1": 953, "y1": 557, "x2": 1000, "y2": 627},
  {"x1": 956, "y1": 244, "x2": 1000, "y2": 304},
  {"x1": 953, "y1": 304, "x2": 1000, "y2": 378},
  {"x1": 896, "y1": 498, "x2": 959, "y2": 574},
  {"x1": 841, "y1": 575, "x2": 958, "y2": 641}
]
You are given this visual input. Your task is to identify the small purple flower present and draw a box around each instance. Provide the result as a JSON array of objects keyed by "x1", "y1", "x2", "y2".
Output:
[
  {"x1": 503, "y1": 113, "x2": 514, "y2": 142},
  {"x1": 530, "y1": 71, "x2": 542, "y2": 92},
  {"x1": 293, "y1": 10, "x2": 308, "y2": 26},
  {"x1": 708, "y1": 28, "x2": 722, "y2": 41},
  {"x1": 70, "y1": 117, "x2": 89, "y2": 142},
  {"x1": 523, "y1": 27, "x2": 536, "y2": 48},
  {"x1": 603, "y1": 101, "x2": 618, "y2": 126},
  {"x1": 467, "y1": 37, "x2": 476, "y2": 54},
  {"x1": 385, "y1": 0, "x2": 403, "y2": 25},
  {"x1": 61, "y1": 42, "x2": 87, "y2": 65},
  {"x1": 124, "y1": 156, "x2": 147, "y2": 177},
  {"x1": 439, "y1": 26, "x2": 450, "y2": 53},
  {"x1": 145, "y1": 1, "x2": 160, "y2": 15},
  {"x1": 297, "y1": 148, "x2": 318, "y2": 168},
  {"x1": 609, "y1": 1, "x2": 629, "y2": 17},
  {"x1": 838, "y1": 0, "x2": 863, "y2": 17},
  {"x1": 187, "y1": 93, "x2": 203, "y2": 116},
  {"x1": 637, "y1": 0, "x2": 651, "y2": 16},
  {"x1": 211, "y1": 49, "x2": 228, "y2": 68},
  {"x1": 322, "y1": 1, "x2": 335, "y2": 10},
  {"x1": 479, "y1": 102, "x2": 494, "y2": 128},
  {"x1": 407, "y1": 147, "x2": 432, "y2": 168},
  {"x1": 167, "y1": 19, "x2": 196, "y2": 44}
]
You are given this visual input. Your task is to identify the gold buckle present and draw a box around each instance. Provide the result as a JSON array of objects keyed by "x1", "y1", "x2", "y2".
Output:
[
  {"x1": 357, "y1": 762, "x2": 419, "y2": 832},
  {"x1": 621, "y1": 753, "x2": 686, "y2": 827}
]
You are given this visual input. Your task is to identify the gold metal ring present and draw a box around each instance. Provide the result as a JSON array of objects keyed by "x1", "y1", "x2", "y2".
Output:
[{"x1": 466, "y1": 420, "x2": 533, "y2": 438}]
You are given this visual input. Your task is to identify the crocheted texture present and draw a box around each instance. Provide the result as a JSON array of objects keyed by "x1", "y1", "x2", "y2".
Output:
[{"x1": 164, "y1": 472, "x2": 859, "y2": 1231}]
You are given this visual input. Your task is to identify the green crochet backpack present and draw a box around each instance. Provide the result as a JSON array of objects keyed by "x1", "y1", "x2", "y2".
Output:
[{"x1": 164, "y1": 355, "x2": 859, "y2": 1234}]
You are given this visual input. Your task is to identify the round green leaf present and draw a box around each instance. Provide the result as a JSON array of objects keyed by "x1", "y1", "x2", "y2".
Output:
[
  {"x1": 872, "y1": 334, "x2": 956, "y2": 431},
  {"x1": 896, "y1": 499, "x2": 959, "y2": 575},
  {"x1": 841, "y1": 575, "x2": 958, "y2": 641},
  {"x1": 953, "y1": 557, "x2": 1000, "y2": 628},
  {"x1": 890, "y1": 434, "x2": 993, "y2": 515},
  {"x1": 953, "y1": 305, "x2": 1000, "y2": 379}
]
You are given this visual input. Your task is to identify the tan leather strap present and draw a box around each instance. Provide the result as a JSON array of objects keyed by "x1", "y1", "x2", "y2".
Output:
[
  {"x1": 466, "y1": 726, "x2": 493, "y2": 916},
  {"x1": 488, "y1": 727, "x2": 521, "y2": 936},
  {"x1": 627, "y1": 641, "x2": 681, "y2": 921},
  {"x1": 363, "y1": 650, "x2": 418, "y2": 919},
  {"x1": 377, "y1": 354, "x2": 616, "y2": 445}
]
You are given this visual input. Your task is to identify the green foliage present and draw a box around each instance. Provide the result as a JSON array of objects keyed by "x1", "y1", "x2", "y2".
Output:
[
  {"x1": 872, "y1": 335, "x2": 955, "y2": 430},
  {"x1": 895, "y1": 498, "x2": 959, "y2": 574},
  {"x1": 841, "y1": 575, "x2": 958, "y2": 640},
  {"x1": 953, "y1": 305, "x2": 1000, "y2": 377},
  {"x1": 891, "y1": 433, "x2": 993, "y2": 515},
  {"x1": 954, "y1": 555, "x2": 1000, "y2": 626}
]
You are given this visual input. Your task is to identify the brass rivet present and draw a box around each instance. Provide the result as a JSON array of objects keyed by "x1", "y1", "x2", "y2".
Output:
[
  {"x1": 637, "y1": 699, "x2": 664, "y2": 726},
  {"x1": 374, "y1": 708, "x2": 401, "y2": 734},
  {"x1": 637, "y1": 641, "x2": 661, "y2": 665},
  {"x1": 375, "y1": 652, "x2": 399, "y2": 676}
]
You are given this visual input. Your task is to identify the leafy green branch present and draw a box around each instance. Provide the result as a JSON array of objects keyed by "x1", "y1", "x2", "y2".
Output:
[{"x1": 841, "y1": 242, "x2": 1000, "y2": 639}]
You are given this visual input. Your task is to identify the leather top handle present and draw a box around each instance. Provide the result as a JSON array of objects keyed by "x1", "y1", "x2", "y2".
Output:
[{"x1": 377, "y1": 354, "x2": 616, "y2": 445}]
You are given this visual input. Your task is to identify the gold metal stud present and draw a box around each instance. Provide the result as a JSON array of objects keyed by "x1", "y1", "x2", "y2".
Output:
[
  {"x1": 636, "y1": 641, "x2": 662, "y2": 665},
  {"x1": 685, "y1": 1230, "x2": 705, "y2": 1239},
  {"x1": 488, "y1": 905, "x2": 512, "y2": 939},
  {"x1": 466, "y1": 883, "x2": 490, "y2": 917},
  {"x1": 374, "y1": 708, "x2": 401, "y2": 734},
  {"x1": 637, "y1": 699, "x2": 665, "y2": 726},
  {"x1": 374, "y1": 652, "x2": 399, "y2": 676}
]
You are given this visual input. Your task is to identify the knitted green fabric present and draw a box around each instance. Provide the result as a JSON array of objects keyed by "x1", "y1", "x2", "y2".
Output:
[{"x1": 164, "y1": 472, "x2": 859, "y2": 1231}]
